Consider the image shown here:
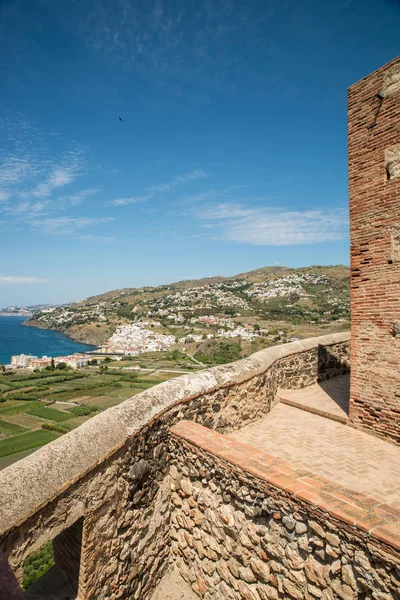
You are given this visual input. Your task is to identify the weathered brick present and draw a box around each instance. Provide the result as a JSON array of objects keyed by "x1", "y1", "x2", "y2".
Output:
[{"x1": 348, "y1": 56, "x2": 400, "y2": 445}]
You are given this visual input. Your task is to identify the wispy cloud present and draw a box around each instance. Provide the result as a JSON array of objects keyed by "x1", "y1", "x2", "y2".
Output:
[
  {"x1": 0, "y1": 116, "x2": 90, "y2": 213},
  {"x1": 196, "y1": 203, "x2": 348, "y2": 246},
  {"x1": 79, "y1": 234, "x2": 118, "y2": 242},
  {"x1": 32, "y1": 167, "x2": 76, "y2": 198},
  {"x1": 57, "y1": 0, "x2": 277, "y2": 99},
  {"x1": 175, "y1": 184, "x2": 245, "y2": 206},
  {"x1": 147, "y1": 169, "x2": 208, "y2": 194},
  {"x1": 110, "y1": 195, "x2": 150, "y2": 206},
  {"x1": 61, "y1": 188, "x2": 100, "y2": 206},
  {"x1": 28, "y1": 216, "x2": 115, "y2": 236},
  {"x1": 111, "y1": 169, "x2": 208, "y2": 206},
  {"x1": 0, "y1": 274, "x2": 48, "y2": 285},
  {"x1": 0, "y1": 155, "x2": 40, "y2": 187}
]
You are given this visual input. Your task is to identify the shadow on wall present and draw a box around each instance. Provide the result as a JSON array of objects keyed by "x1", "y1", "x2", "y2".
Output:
[
  {"x1": 317, "y1": 343, "x2": 350, "y2": 383},
  {"x1": 317, "y1": 344, "x2": 350, "y2": 414},
  {"x1": 0, "y1": 549, "x2": 24, "y2": 600}
]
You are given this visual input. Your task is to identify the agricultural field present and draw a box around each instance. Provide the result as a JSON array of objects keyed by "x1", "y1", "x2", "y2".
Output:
[{"x1": 0, "y1": 360, "x2": 195, "y2": 469}]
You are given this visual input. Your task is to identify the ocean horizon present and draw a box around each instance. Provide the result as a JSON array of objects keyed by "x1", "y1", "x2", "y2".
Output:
[{"x1": 0, "y1": 316, "x2": 96, "y2": 365}]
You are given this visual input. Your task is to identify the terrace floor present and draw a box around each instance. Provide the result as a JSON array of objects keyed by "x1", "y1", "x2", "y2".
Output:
[
  {"x1": 229, "y1": 375, "x2": 400, "y2": 509},
  {"x1": 278, "y1": 374, "x2": 350, "y2": 423}
]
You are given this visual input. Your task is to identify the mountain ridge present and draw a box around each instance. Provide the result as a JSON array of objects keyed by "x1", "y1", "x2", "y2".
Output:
[{"x1": 25, "y1": 264, "x2": 350, "y2": 348}]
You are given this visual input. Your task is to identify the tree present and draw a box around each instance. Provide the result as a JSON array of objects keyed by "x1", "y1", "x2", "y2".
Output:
[
  {"x1": 50, "y1": 357, "x2": 55, "y2": 369},
  {"x1": 171, "y1": 349, "x2": 180, "y2": 361},
  {"x1": 56, "y1": 362, "x2": 67, "y2": 370}
]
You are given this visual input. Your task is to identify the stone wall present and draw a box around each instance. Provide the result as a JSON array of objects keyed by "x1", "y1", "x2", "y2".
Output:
[
  {"x1": 348, "y1": 56, "x2": 400, "y2": 444},
  {"x1": 0, "y1": 333, "x2": 349, "y2": 599},
  {"x1": 169, "y1": 422, "x2": 400, "y2": 600}
]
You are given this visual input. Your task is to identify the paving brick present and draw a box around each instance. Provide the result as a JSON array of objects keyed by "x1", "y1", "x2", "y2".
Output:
[
  {"x1": 279, "y1": 375, "x2": 349, "y2": 423},
  {"x1": 229, "y1": 400, "x2": 400, "y2": 509},
  {"x1": 171, "y1": 402, "x2": 400, "y2": 553}
]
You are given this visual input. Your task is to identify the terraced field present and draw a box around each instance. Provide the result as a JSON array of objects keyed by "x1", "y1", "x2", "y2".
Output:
[{"x1": 0, "y1": 365, "x2": 182, "y2": 469}]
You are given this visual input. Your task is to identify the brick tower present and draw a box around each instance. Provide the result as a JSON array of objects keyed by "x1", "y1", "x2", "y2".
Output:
[{"x1": 348, "y1": 57, "x2": 400, "y2": 444}]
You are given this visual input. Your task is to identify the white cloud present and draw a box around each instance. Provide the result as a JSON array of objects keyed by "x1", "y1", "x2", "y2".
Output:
[
  {"x1": 29, "y1": 216, "x2": 115, "y2": 235},
  {"x1": 32, "y1": 167, "x2": 76, "y2": 198},
  {"x1": 63, "y1": 0, "x2": 273, "y2": 99},
  {"x1": 0, "y1": 155, "x2": 39, "y2": 187},
  {"x1": 0, "y1": 117, "x2": 89, "y2": 213},
  {"x1": 175, "y1": 184, "x2": 245, "y2": 206},
  {"x1": 111, "y1": 169, "x2": 208, "y2": 207},
  {"x1": 147, "y1": 169, "x2": 208, "y2": 194},
  {"x1": 0, "y1": 274, "x2": 48, "y2": 285},
  {"x1": 61, "y1": 188, "x2": 100, "y2": 206},
  {"x1": 110, "y1": 195, "x2": 150, "y2": 206},
  {"x1": 79, "y1": 234, "x2": 118, "y2": 242},
  {"x1": 196, "y1": 203, "x2": 348, "y2": 246}
]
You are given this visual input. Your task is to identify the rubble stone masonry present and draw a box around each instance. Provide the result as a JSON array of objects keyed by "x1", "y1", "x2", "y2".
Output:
[
  {"x1": 169, "y1": 421, "x2": 400, "y2": 600},
  {"x1": 348, "y1": 56, "x2": 400, "y2": 444}
]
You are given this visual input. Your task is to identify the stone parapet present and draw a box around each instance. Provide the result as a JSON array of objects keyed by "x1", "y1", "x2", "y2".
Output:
[
  {"x1": 0, "y1": 333, "x2": 349, "y2": 599},
  {"x1": 0, "y1": 332, "x2": 349, "y2": 537},
  {"x1": 170, "y1": 420, "x2": 400, "y2": 554}
]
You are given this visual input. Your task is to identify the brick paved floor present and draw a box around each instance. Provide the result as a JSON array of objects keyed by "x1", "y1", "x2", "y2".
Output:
[
  {"x1": 229, "y1": 398, "x2": 400, "y2": 509},
  {"x1": 279, "y1": 374, "x2": 349, "y2": 423}
]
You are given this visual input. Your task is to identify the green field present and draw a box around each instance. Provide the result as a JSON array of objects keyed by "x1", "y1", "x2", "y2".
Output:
[
  {"x1": 0, "y1": 430, "x2": 60, "y2": 458},
  {"x1": 0, "y1": 419, "x2": 26, "y2": 435},
  {"x1": 0, "y1": 401, "x2": 43, "y2": 416},
  {"x1": 27, "y1": 405, "x2": 73, "y2": 422},
  {"x1": 0, "y1": 360, "x2": 190, "y2": 468}
]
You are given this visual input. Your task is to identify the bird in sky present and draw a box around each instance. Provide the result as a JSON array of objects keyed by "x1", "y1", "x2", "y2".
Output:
[{"x1": 119, "y1": 116, "x2": 123, "y2": 122}]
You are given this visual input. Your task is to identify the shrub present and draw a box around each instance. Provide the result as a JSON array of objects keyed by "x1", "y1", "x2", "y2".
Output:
[
  {"x1": 68, "y1": 405, "x2": 99, "y2": 416},
  {"x1": 23, "y1": 541, "x2": 55, "y2": 589},
  {"x1": 7, "y1": 392, "x2": 41, "y2": 401},
  {"x1": 41, "y1": 422, "x2": 69, "y2": 434}
]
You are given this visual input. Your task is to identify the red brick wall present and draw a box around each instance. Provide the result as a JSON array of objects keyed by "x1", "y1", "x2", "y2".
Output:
[{"x1": 348, "y1": 56, "x2": 400, "y2": 444}]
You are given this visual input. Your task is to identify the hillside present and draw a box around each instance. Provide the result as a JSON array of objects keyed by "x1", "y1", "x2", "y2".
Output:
[{"x1": 25, "y1": 265, "x2": 350, "y2": 352}]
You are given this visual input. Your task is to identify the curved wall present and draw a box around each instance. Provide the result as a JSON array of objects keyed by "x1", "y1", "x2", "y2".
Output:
[{"x1": 0, "y1": 333, "x2": 350, "y2": 599}]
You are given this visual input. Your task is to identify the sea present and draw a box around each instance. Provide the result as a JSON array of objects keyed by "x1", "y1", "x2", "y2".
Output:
[{"x1": 0, "y1": 316, "x2": 96, "y2": 365}]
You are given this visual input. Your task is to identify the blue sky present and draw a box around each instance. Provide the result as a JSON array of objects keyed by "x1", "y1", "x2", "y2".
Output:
[{"x1": 0, "y1": 0, "x2": 399, "y2": 305}]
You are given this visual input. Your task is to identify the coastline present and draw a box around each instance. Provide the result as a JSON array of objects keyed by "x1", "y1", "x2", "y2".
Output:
[
  {"x1": 0, "y1": 317, "x2": 97, "y2": 364},
  {"x1": 23, "y1": 315, "x2": 113, "y2": 348}
]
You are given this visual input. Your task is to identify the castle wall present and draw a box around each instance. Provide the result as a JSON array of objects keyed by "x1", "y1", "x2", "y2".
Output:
[
  {"x1": 0, "y1": 334, "x2": 349, "y2": 599},
  {"x1": 348, "y1": 56, "x2": 400, "y2": 443}
]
